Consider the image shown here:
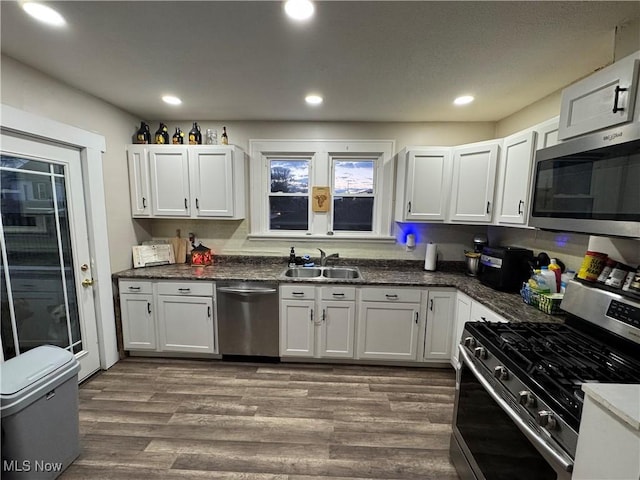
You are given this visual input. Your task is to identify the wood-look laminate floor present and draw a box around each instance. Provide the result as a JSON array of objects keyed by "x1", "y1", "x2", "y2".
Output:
[{"x1": 61, "y1": 358, "x2": 460, "y2": 480}]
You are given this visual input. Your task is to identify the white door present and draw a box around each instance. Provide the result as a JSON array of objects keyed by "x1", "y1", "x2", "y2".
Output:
[
  {"x1": 496, "y1": 131, "x2": 536, "y2": 225},
  {"x1": 423, "y1": 290, "x2": 455, "y2": 360},
  {"x1": 404, "y1": 149, "x2": 452, "y2": 221},
  {"x1": 156, "y1": 295, "x2": 215, "y2": 353},
  {"x1": 280, "y1": 299, "x2": 315, "y2": 357},
  {"x1": 357, "y1": 302, "x2": 420, "y2": 361},
  {"x1": 1, "y1": 132, "x2": 100, "y2": 380},
  {"x1": 149, "y1": 146, "x2": 190, "y2": 216},
  {"x1": 318, "y1": 300, "x2": 355, "y2": 358}
]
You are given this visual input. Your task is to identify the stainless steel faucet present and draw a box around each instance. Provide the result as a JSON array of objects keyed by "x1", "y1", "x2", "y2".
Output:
[{"x1": 318, "y1": 248, "x2": 339, "y2": 266}]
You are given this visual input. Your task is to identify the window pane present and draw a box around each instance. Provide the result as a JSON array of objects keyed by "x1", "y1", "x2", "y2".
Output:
[
  {"x1": 270, "y1": 160, "x2": 309, "y2": 193},
  {"x1": 334, "y1": 161, "x2": 374, "y2": 194},
  {"x1": 270, "y1": 196, "x2": 308, "y2": 230},
  {"x1": 333, "y1": 197, "x2": 373, "y2": 231}
]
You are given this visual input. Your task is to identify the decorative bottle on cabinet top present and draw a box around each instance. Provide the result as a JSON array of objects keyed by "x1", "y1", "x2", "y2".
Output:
[
  {"x1": 221, "y1": 126, "x2": 229, "y2": 145},
  {"x1": 189, "y1": 122, "x2": 202, "y2": 145},
  {"x1": 135, "y1": 121, "x2": 151, "y2": 144},
  {"x1": 154, "y1": 123, "x2": 170, "y2": 144},
  {"x1": 172, "y1": 127, "x2": 184, "y2": 144}
]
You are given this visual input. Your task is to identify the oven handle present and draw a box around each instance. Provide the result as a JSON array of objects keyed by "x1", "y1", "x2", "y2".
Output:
[{"x1": 459, "y1": 345, "x2": 574, "y2": 473}]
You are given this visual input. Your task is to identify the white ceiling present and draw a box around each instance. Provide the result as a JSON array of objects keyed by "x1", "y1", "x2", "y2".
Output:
[{"x1": 1, "y1": 1, "x2": 639, "y2": 122}]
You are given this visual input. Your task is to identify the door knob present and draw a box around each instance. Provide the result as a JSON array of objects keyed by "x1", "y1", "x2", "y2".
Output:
[
  {"x1": 80, "y1": 263, "x2": 89, "y2": 271},
  {"x1": 81, "y1": 278, "x2": 94, "y2": 287}
]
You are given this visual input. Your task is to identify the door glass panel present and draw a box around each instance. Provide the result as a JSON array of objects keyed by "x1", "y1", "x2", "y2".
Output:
[{"x1": 0, "y1": 155, "x2": 82, "y2": 358}]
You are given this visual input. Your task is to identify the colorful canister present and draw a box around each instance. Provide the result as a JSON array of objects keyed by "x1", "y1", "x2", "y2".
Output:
[{"x1": 577, "y1": 251, "x2": 608, "y2": 282}]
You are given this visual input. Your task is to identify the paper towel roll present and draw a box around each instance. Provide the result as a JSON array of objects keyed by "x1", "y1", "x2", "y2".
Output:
[{"x1": 424, "y1": 243, "x2": 437, "y2": 271}]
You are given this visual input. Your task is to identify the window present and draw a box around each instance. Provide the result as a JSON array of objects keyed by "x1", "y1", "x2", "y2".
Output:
[
  {"x1": 269, "y1": 159, "x2": 309, "y2": 230},
  {"x1": 249, "y1": 140, "x2": 395, "y2": 239},
  {"x1": 332, "y1": 159, "x2": 375, "y2": 231}
]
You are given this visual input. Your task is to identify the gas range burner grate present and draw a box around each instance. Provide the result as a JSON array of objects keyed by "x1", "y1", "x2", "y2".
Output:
[{"x1": 467, "y1": 321, "x2": 640, "y2": 429}]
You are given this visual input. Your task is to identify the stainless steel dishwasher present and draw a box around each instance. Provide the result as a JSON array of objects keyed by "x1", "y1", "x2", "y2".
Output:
[{"x1": 216, "y1": 282, "x2": 279, "y2": 357}]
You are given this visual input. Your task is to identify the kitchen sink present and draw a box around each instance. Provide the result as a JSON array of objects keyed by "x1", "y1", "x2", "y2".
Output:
[
  {"x1": 282, "y1": 266, "x2": 362, "y2": 281},
  {"x1": 284, "y1": 267, "x2": 322, "y2": 278},
  {"x1": 322, "y1": 267, "x2": 360, "y2": 279}
]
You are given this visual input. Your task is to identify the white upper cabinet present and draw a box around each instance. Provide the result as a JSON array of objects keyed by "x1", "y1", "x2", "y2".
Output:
[
  {"x1": 127, "y1": 145, "x2": 246, "y2": 219},
  {"x1": 394, "y1": 147, "x2": 453, "y2": 222},
  {"x1": 149, "y1": 146, "x2": 191, "y2": 217},
  {"x1": 449, "y1": 141, "x2": 500, "y2": 223},
  {"x1": 535, "y1": 117, "x2": 560, "y2": 150},
  {"x1": 558, "y1": 51, "x2": 640, "y2": 140},
  {"x1": 190, "y1": 147, "x2": 244, "y2": 218},
  {"x1": 127, "y1": 147, "x2": 151, "y2": 217},
  {"x1": 495, "y1": 131, "x2": 537, "y2": 225}
]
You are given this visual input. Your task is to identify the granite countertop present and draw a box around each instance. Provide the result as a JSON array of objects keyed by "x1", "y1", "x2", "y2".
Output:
[{"x1": 113, "y1": 257, "x2": 561, "y2": 325}]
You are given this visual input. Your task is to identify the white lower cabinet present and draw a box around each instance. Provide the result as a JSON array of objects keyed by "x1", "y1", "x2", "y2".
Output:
[
  {"x1": 470, "y1": 300, "x2": 508, "y2": 324},
  {"x1": 357, "y1": 287, "x2": 422, "y2": 361},
  {"x1": 280, "y1": 285, "x2": 355, "y2": 358},
  {"x1": 451, "y1": 292, "x2": 472, "y2": 366},
  {"x1": 119, "y1": 280, "x2": 217, "y2": 355},
  {"x1": 423, "y1": 289, "x2": 455, "y2": 361},
  {"x1": 119, "y1": 280, "x2": 156, "y2": 350}
]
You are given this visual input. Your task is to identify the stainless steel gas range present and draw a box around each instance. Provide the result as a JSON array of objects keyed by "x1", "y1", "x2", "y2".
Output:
[{"x1": 450, "y1": 279, "x2": 640, "y2": 480}]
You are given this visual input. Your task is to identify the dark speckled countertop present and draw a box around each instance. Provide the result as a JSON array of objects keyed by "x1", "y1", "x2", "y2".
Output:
[{"x1": 113, "y1": 257, "x2": 562, "y2": 325}]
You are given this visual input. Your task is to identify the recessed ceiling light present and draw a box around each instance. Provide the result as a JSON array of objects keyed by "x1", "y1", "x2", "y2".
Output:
[
  {"x1": 162, "y1": 95, "x2": 182, "y2": 106},
  {"x1": 454, "y1": 95, "x2": 475, "y2": 106},
  {"x1": 305, "y1": 94, "x2": 323, "y2": 106},
  {"x1": 284, "y1": 0, "x2": 315, "y2": 21},
  {"x1": 21, "y1": 2, "x2": 66, "y2": 27}
]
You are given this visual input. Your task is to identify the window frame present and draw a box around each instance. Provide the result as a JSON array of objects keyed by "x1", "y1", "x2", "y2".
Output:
[
  {"x1": 249, "y1": 139, "x2": 395, "y2": 240},
  {"x1": 330, "y1": 156, "x2": 377, "y2": 233}
]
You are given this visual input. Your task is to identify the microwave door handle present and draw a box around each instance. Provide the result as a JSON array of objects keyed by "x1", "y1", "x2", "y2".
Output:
[{"x1": 458, "y1": 346, "x2": 574, "y2": 473}]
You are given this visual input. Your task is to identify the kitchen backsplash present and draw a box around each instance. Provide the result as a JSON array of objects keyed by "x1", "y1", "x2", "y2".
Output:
[{"x1": 142, "y1": 218, "x2": 640, "y2": 272}]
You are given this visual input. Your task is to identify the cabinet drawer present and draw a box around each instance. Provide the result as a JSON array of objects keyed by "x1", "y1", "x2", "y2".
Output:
[
  {"x1": 360, "y1": 287, "x2": 421, "y2": 303},
  {"x1": 280, "y1": 285, "x2": 316, "y2": 300},
  {"x1": 320, "y1": 286, "x2": 356, "y2": 301},
  {"x1": 119, "y1": 280, "x2": 153, "y2": 295},
  {"x1": 156, "y1": 281, "x2": 214, "y2": 297}
]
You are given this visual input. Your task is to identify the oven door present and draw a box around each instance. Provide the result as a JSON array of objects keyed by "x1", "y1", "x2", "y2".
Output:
[{"x1": 450, "y1": 345, "x2": 573, "y2": 480}]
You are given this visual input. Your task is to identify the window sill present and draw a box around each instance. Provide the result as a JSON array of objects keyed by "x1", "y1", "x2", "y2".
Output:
[{"x1": 247, "y1": 233, "x2": 397, "y2": 243}]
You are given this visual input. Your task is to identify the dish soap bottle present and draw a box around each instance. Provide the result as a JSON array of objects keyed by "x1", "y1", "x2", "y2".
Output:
[
  {"x1": 221, "y1": 126, "x2": 229, "y2": 145},
  {"x1": 548, "y1": 259, "x2": 562, "y2": 293},
  {"x1": 288, "y1": 247, "x2": 296, "y2": 267}
]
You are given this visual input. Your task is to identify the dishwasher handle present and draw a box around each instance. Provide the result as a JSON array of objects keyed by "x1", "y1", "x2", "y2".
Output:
[{"x1": 217, "y1": 287, "x2": 278, "y2": 295}]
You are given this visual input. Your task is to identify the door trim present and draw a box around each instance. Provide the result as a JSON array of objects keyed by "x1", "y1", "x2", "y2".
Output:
[{"x1": 1, "y1": 103, "x2": 118, "y2": 371}]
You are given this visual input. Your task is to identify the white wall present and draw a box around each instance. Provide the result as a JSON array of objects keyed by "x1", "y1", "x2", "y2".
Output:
[{"x1": 1, "y1": 55, "x2": 146, "y2": 273}]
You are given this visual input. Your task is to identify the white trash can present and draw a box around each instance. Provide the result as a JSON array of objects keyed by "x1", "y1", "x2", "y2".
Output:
[{"x1": 1, "y1": 345, "x2": 80, "y2": 479}]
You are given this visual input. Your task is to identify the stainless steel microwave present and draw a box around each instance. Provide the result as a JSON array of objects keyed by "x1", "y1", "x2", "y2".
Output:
[{"x1": 529, "y1": 122, "x2": 640, "y2": 238}]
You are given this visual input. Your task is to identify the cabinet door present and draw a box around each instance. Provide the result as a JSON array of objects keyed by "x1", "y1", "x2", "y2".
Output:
[
  {"x1": 558, "y1": 53, "x2": 639, "y2": 140},
  {"x1": 357, "y1": 301, "x2": 420, "y2": 361},
  {"x1": 470, "y1": 301, "x2": 507, "y2": 324},
  {"x1": 149, "y1": 146, "x2": 190, "y2": 216},
  {"x1": 496, "y1": 131, "x2": 536, "y2": 225},
  {"x1": 451, "y1": 292, "x2": 471, "y2": 367},
  {"x1": 157, "y1": 295, "x2": 215, "y2": 353},
  {"x1": 280, "y1": 299, "x2": 315, "y2": 357},
  {"x1": 535, "y1": 117, "x2": 560, "y2": 150},
  {"x1": 120, "y1": 293, "x2": 156, "y2": 350},
  {"x1": 424, "y1": 290, "x2": 455, "y2": 361},
  {"x1": 397, "y1": 148, "x2": 452, "y2": 221},
  {"x1": 318, "y1": 300, "x2": 355, "y2": 358},
  {"x1": 127, "y1": 147, "x2": 151, "y2": 217},
  {"x1": 449, "y1": 142, "x2": 499, "y2": 222},
  {"x1": 191, "y1": 147, "x2": 234, "y2": 217}
]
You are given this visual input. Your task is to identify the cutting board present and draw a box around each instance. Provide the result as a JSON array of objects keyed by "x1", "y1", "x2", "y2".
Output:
[{"x1": 170, "y1": 231, "x2": 189, "y2": 263}]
